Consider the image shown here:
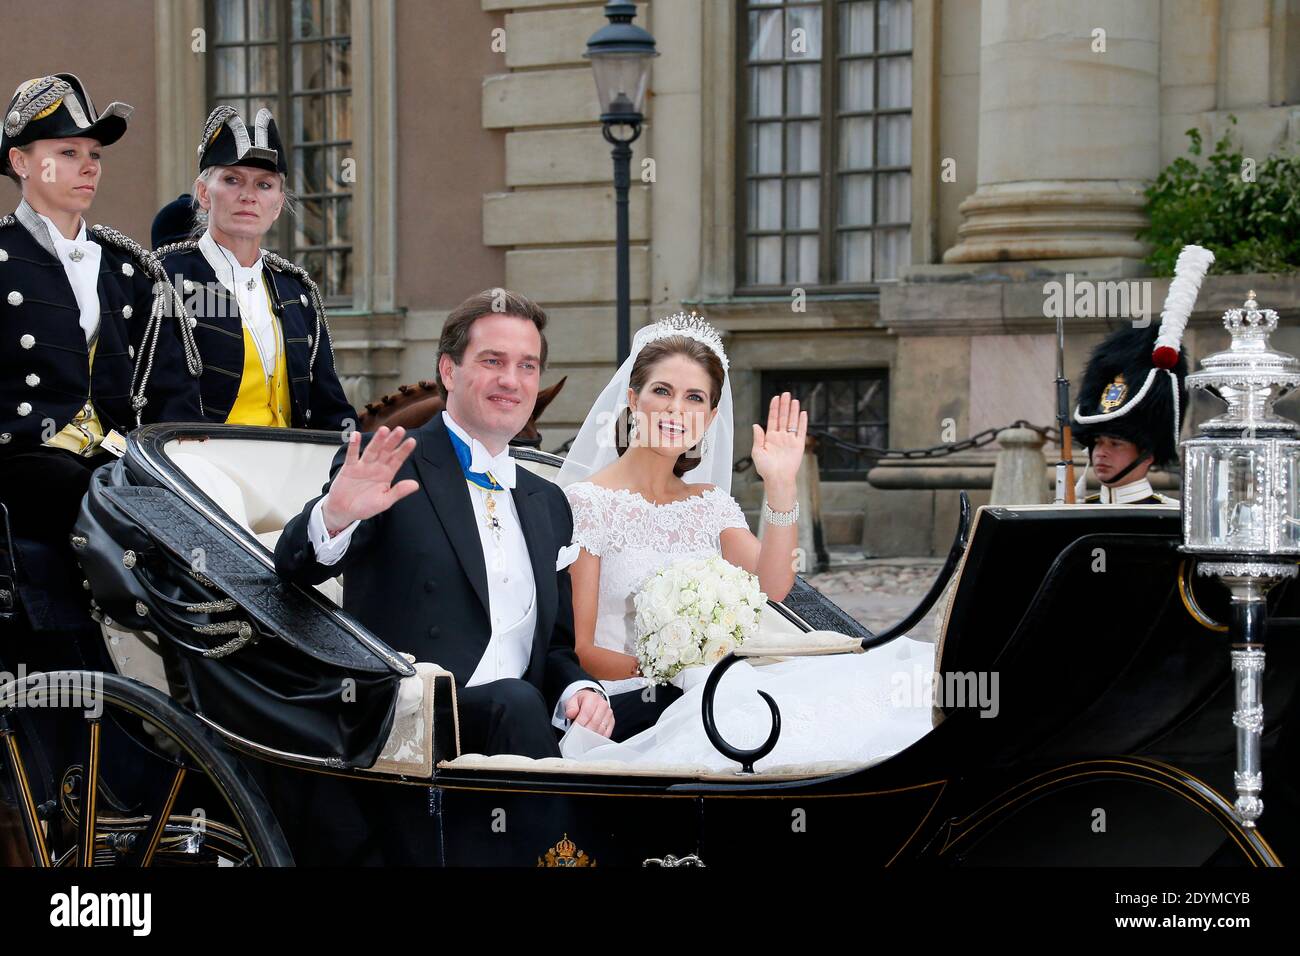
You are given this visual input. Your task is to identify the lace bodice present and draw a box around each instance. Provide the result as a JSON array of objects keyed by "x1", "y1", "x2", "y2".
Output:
[{"x1": 563, "y1": 482, "x2": 751, "y2": 657}]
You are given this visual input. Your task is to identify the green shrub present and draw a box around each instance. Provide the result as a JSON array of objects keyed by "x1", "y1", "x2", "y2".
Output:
[{"x1": 1140, "y1": 118, "x2": 1300, "y2": 277}]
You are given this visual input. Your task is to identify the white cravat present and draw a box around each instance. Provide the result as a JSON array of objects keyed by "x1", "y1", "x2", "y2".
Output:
[
  {"x1": 460, "y1": 427, "x2": 518, "y2": 489},
  {"x1": 38, "y1": 213, "x2": 102, "y2": 344},
  {"x1": 306, "y1": 410, "x2": 603, "y2": 727},
  {"x1": 199, "y1": 231, "x2": 278, "y2": 376}
]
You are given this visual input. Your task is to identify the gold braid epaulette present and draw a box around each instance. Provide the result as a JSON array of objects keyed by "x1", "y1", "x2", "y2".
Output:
[
  {"x1": 262, "y1": 250, "x2": 333, "y2": 378},
  {"x1": 90, "y1": 223, "x2": 204, "y2": 420},
  {"x1": 89, "y1": 224, "x2": 166, "y2": 281},
  {"x1": 0, "y1": 214, "x2": 15, "y2": 229}
]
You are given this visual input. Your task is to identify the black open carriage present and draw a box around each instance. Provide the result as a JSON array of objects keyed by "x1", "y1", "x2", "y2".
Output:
[{"x1": 2, "y1": 423, "x2": 1296, "y2": 866}]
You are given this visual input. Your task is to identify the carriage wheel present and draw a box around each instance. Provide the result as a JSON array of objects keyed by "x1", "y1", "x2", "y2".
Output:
[{"x1": 0, "y1": 671, "x2": 293, "y2": 867}]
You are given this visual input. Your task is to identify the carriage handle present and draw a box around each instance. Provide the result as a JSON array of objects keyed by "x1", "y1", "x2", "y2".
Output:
[{"x1": 701, "y1": 492, "x2": 972, "y2": 773}]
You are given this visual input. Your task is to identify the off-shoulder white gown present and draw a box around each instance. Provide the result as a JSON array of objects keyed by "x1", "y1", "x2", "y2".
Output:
[{"x1": 560, "y1": 481, "x2": 936, "y2": 772}]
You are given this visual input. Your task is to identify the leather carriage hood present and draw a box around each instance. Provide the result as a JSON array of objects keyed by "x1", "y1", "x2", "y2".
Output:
[{"x1": 73, "y1": 459, "x2": 404, "y2": 768}]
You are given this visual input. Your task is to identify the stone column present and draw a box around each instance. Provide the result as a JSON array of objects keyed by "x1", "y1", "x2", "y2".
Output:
[
  {"x1": 943, "y1": 0, "x2": 1161, "y2": 263},
  {"x1": 990, "y1": 427, "x2": 1048, "y2": 505}
]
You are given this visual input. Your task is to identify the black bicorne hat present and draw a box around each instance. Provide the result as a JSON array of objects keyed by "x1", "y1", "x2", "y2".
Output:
[
  {"x1": 197, "y1": 106, "x2": 287, "y2": 174},
  {"x1": 1072, "y1": 323, "x2": 1189, "y2": 468},
  {"x1": 0, "y1": 73, "x2": 133, "y2": 174}
]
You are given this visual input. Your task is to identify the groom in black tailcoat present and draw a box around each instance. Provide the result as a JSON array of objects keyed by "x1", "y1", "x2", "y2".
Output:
[{"x1": 275, "y1": 289, "x2": 668, "y2": 757}]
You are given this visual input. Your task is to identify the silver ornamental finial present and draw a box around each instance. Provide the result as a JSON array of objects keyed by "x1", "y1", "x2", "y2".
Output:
[{"x1": 1185, "y1": 292, "x2": 1300, "y2": 433}]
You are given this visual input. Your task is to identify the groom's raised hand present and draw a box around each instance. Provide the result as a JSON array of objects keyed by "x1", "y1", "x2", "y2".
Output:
[
  {"x1": 566, "y1": 689, "x2": 615, "y2": 738},
  {"x1": 321, "y1": 426, "x2": 421, "y2": 535}
]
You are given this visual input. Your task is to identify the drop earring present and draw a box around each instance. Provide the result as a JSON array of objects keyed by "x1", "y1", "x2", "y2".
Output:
[{"x1": 628, "y1": 409, "x2": 639, "y2": 443}]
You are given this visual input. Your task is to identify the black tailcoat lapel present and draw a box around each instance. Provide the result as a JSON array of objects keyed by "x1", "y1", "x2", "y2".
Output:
[{"x1": 414, "y1": 416, "x2": 492, "y2": 620}]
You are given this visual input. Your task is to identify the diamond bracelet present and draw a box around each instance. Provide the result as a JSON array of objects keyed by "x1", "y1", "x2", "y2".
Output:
[{"x1": 763, "y1": 500, "x2": 800, "y2": 527}]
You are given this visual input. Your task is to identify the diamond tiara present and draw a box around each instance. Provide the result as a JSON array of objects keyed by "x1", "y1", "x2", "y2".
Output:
[{"x1": 637, "y1": 311, "x2": 728, "y2": 370}]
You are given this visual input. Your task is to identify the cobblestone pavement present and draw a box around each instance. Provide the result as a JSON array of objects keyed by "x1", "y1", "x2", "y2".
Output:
[{"x1": 804, "y1": 554, "x2": 948, "y2": 640}]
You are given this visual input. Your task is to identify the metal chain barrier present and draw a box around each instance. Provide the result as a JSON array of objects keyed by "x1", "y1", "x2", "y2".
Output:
[
  {"x1": 550, "y1": 421, "x2": 1060, "y2": 472},
  {"x1": 732, "y1": 419, "x2": 1060, "y2": 474}
]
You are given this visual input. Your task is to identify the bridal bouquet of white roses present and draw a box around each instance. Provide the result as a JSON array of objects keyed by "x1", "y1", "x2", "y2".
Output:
[{"x1": 632, "y1": 556, "x2": 766, "y2": 685}]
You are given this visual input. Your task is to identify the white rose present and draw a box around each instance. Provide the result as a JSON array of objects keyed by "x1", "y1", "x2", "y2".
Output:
[
  {"x1": 697, "y1": 577, "x2": 718, "y2": 605},
  {"x1": 718, "y1": 609, "x2": 738, "y2": 631},
  {"x1": 717, "y1": 579, "x2": 740, "y2": 606},
  {"x1": 664, "y1": 619, "x2": 693, "y2": 647},
  {"x1": 702, "y1": 636, "x2": 738, "y2": 664},
  {"x1": 650, "y1": 573, "x2": 676, "y2": 607},
  {"x1": 678, "y1": 641, "x2": 703, "y2": 666}
]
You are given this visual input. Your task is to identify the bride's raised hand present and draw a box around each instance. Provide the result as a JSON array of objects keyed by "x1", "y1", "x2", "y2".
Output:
[{"x1": 750, "y1": 392, "x2": 807, "y2": 487}]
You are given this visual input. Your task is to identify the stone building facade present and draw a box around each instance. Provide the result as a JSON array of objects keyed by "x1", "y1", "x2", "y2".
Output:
[{"x1": 9, "y1": 0, "x2": 1300, "y2": 555}]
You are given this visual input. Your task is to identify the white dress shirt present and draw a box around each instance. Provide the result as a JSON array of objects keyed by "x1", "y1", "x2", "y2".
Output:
[
  {"x1": 199, "y1": 231, "x2": 278, "y2": 376},
  {"x1": 306, "y1": 410, "x2": 603, "y2": 728},
  {"x1": 38, "y1": 213, "x2": 102, "y2": 344}
]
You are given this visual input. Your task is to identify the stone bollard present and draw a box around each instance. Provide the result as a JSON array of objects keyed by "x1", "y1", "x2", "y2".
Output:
[
  {"x1": 759, "y1": 444, "x2": 826, "y2": 574},
  {"x1": 990, "y1": 427, "x2": 1048, "y2": 505}
]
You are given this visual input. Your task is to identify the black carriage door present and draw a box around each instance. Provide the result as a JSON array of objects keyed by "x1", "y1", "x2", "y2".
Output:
[{"x1": 694, "y1": 777, "x2": 948, "y2": 867}]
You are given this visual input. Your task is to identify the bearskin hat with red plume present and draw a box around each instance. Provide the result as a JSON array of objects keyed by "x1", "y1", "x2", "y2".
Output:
[{"x1": 1072, "y1": 246, "x2": 1215, "y2": 468}]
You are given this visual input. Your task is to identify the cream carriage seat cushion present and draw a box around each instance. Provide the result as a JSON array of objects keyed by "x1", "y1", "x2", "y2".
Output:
[
  {"x1": 168, "y1": 451, "x2": 253, "y2": 533},
  {"x1": 165, "y1": 436, "x2": 342, "y2": 534},
  {"x1": 166, "y1": 438, "x2": 346, "y2": 603}
]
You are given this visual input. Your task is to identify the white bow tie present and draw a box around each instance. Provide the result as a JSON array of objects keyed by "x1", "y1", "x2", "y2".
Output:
[{"x1": 469, "y1": 442, "x2": 517, "y2": 489}]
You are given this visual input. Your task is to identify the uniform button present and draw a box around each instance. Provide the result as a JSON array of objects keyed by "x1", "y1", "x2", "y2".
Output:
[
  {"x1": 122, "y1": 305, "x2": 132, "y2": 319},
  {"x1": 307, "y1": 334, "x2": 313, "y2": 347},
  {"x1": 304, "y1": 409, "x2": 312, "y2": 421},
  {"x1": 0, "y1": 433, "x2": 10, "y2": 444},
  {"x1": 19, "y1": 334, "x2": 34, "y2": 349},
  {"x1": 0, "y1": 249, "x2": 8, "y2": 262},
  {"x1": 188, "y1": 316, "x2": 197, "y2": 328},
  {"x1": 25, "y1": 374, "x2": 38, "y2": 387},
  {"x1": 7, "y1": 291, "x2": 22, "y2": 307},
  {"x1": 128, "y1": 345, "x2": 135, "y2": 358},
  {"x1": 17, "y1": 403, "x2": 31, "y2": 416},
  {"x1": 121, "y1": 263, "x2": 134, "y2": 277},
  {"x1": 299, "y1": 294, "x2": 308, "y2": 306},
  {"x1": 183, "y1": 279, "x2": 195, "y2": 294}
]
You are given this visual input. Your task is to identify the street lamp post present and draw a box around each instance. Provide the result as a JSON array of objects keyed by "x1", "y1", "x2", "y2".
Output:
[{"x1": 585, "y1": 2, "x2": 658, "y2": 365}]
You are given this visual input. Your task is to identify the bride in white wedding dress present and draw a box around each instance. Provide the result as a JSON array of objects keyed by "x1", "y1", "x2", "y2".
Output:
[{"x1": 554, "y1": 314, "x2": 936, "y2": 771}]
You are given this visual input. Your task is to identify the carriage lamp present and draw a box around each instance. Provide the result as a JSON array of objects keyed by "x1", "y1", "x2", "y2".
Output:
[
  {"x1": 1181, "y1": 292, "x2": 1300, "y2": 827},
  {"x1": 585, "y1": 1, "x2": 657, "y2": 365}
]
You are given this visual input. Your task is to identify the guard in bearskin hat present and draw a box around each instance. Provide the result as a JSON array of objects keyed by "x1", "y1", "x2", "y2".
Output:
[{"x1": 1072, "y1": 246, "x2": 1215, "y2": 504}]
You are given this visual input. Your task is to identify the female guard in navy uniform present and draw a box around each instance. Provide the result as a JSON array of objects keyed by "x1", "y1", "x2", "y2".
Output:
[
  {"x1": 155, "y1": 106, "x2": 354, "y2": 431},
  {"x1": 0, "y1": 73, "x2": 203, "y2": 635}
]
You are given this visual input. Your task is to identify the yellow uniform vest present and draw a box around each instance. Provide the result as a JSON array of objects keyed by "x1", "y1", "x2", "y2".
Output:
[
  {"x1": 225, "y1": 281, "x2": 291, "y2": 428},
  {"x1": 45, "y1": 338, "x2": 106, "y2": 455}
]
